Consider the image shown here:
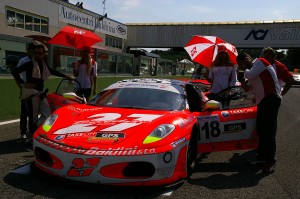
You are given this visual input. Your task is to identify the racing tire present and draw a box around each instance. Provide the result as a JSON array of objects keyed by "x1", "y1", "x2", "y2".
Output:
[{"x1": 187, "y1": 131, "x2": 198, "y2": 177}]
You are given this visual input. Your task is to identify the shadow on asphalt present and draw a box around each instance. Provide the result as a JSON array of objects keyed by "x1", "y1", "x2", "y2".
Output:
[
  {"x1": 0, "y1": 138, "x2": 32, "y2": 155},
  {"x1": 187, "y1": 150, "x2": 270, "y2": 189},
  {"x1": 2, "y1": 144, "x2": 270, "y2": 196}
]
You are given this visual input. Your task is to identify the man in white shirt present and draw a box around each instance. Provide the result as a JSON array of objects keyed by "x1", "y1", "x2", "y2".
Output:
[{"x1": 236, "y1": 52, "x2": 281, "y2": 174}]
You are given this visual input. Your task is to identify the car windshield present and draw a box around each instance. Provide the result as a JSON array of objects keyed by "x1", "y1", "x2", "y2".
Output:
[{"x1": 89, "y1": 88, "x2": 186, "y2": 111}]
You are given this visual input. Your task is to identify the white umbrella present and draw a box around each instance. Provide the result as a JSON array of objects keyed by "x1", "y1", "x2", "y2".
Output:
[
  {"x1": 178, "y1": 59, "x2": 194, "y2": 75},
  {"x1": 179, "y1": 59, "x2": 194, "y2": 65}
]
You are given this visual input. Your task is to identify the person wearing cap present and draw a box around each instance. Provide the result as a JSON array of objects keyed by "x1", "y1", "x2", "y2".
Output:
[
  {"x1": 205, "y1": 45, "x2": 237, "y2": 104},
  {"x1": 236, "y1": 52, "x2": 281, "y2": 174},
  {"x1": 262, "y1": 47, "x2": 294, "y2": 96},
  {"x1": 73, "y1": 48, "x2": 97, "y2": 100}
]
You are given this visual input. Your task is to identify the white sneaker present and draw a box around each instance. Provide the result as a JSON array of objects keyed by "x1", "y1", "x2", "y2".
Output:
[{"x1": 21, "y1": 134, "x2": 27, "y2": 139}]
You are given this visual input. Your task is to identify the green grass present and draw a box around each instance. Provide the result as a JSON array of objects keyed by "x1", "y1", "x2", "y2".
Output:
[{"x1": 0, "y1": 75, "x2": 186, "y2": 121}]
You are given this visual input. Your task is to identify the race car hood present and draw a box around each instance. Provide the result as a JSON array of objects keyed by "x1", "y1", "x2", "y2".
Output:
[{"x1": 36, "y1": 104, "x2": 193, "y2": 150}]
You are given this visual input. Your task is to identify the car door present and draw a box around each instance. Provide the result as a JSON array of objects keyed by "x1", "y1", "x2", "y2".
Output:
[
  {"x1": 191, "y1": 85, "x2": 258, "y2": 152},
  {"x1": 47, "y1": 79, "x2": 83, "y2": 112}
]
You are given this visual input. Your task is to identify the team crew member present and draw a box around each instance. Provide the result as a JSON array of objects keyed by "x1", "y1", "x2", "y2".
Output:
[
  {"x1": 262, "y1": 47, "x2": 294, "y2": 96},
  {"x1": 14, "y1": 42, "x2": 36, "y2": 140},
  {"x1": 11, "y1": 44, "x2": 71, "y2": 142},
  {"x1": 236, "y1": 52, "x2": 281, "y2": 174}
]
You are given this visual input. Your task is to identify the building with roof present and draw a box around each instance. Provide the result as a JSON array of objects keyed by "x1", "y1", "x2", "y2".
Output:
[
  {"x1": 1, "y1": 0, "x2": 300, "y2": 76},
  {"x1": 0, "y1": 0, "x2": 169, "y2": 76}
]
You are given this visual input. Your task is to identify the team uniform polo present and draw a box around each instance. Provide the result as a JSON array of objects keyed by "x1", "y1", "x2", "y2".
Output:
[
  {"x1": 244, "y1": 58, "x2": 281, "y2": 104},
  {"x1": 272, "y1": 60, "x2": 293, "y2": 91}
]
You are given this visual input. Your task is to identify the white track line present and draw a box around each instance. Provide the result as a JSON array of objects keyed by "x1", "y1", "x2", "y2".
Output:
[{"x1": 0, "y1": 119, "x2": 20, "y2": 126}]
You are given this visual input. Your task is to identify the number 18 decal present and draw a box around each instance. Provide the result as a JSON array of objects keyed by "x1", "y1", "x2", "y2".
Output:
[
  {"x1": 200, "y1": 120, "x2": 221, "y2": 139},
  {"x1": 197, "y1": 115, "x2": 222, "y2": 141}
]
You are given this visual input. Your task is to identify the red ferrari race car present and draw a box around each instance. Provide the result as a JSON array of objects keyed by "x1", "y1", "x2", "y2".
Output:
[{"x1": 33, "y1": 78, "x2": 258, "y2": 186}]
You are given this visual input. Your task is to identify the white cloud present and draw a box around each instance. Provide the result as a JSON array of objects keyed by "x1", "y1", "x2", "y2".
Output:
[{"x1": 110, "y1": 0, "x2": 140, "y2": 10}]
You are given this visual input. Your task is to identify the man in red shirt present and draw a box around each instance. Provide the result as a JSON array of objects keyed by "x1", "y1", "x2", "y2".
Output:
[{"x1": 262, "y1": 47, "x2": 294, "y2": 96}]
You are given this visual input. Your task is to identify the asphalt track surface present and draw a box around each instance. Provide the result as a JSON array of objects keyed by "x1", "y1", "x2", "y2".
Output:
[{"x1": 0, "y1": 86, "x2": 299, "y2": 199}]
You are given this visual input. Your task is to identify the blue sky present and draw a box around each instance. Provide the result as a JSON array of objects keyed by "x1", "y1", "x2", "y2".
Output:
[{"x1": 68, "y1": 0, "x2": 300, "y2": 23}]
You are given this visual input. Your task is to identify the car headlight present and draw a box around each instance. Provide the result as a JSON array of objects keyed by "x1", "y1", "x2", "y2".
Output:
[
  {"x1": 143, "y1": 124, "x2": 175, "y2": 144},
  {"x1": 42, "y1": 114, "x2": 58, "y2": 132}
]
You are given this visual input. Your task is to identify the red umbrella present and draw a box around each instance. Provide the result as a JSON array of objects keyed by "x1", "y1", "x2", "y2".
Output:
[
  {"x1": 184, "y1": 35, "x2": 238, "y2": 67},
  {"x1": 48, "y1": 26, "x2": 103, "y2": 49}
]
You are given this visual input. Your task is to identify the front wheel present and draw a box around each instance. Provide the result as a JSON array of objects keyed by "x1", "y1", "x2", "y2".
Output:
[{"x1": 186, "y1": 131, "x2": 198, "y2": 177}]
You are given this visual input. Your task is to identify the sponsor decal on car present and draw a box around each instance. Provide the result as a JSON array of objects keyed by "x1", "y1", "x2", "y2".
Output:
[
  {"x1": 67, "y1": 106, "x2": 103, "y2": 112},
  {"x1": 223, "y1": 123, "x2": 246, "y2": 134},
  {"x1": 36, "y1": 136, "x2": 156, "y2": 156},
  {"x1": 97, "y1": 132, "x2": 125, "y2": 138},
  {"x1": 54, "y1": 135, "x2": 65, "y2": 141},
  {"x1": 221, "y1": 111, "x2": 230, "y2": 118},
  {"x1": 87, "y1": 132, "x2": 125, "y2": 142},
  {"x1": 36, "y1": 136, "x2": 87, "y2": 154},
  {"x1": 84, "y1": 146, "x2": 156, "y2": 156},
  {"x1": 170, "y1": 138, "x2": 186, "y2": 148},
  {"x1": 197, "y1": 114, "x2": 219, "y2": 122},
  {"x1": 66, "y1": 132, "x2": 97, "y2": 139},
  {"x1": 174, "y1": 115, "x2": 194, "y2": 128},
  {"x1": 228, "y1": 108, "x2": 253, "y2": 115},
  {"x1": 125, "y1": 83, "x2": 160, "y2": 88}
]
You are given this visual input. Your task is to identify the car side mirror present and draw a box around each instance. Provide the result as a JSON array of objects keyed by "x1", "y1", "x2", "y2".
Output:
[
  {"x1": 202, "y1": 100, "x2": 221, "y2": 111},
  {"x1": 63, "y1": 92, "x2": 86, "y2": 104}
]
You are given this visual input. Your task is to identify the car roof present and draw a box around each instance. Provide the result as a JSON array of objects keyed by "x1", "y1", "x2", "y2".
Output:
[{"x1": 104, "y1": 78, "x2": 187, "y2": 94}]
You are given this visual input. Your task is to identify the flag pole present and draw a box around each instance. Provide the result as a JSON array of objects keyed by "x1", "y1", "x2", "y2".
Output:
[{"x1": 102, "y1": 0, "x2": 106, "y2": 15}]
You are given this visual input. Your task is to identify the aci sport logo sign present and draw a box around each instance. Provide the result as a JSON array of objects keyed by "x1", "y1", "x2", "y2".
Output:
[
  {"x1": 245, "y1": 29, "x2": 269, "y2": 40},
  {"x1": 244, "y1": 28, "x2": 300, "y2": 41}
]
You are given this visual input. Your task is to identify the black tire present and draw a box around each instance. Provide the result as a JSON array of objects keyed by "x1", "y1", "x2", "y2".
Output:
[{"x1": 186, "y1": 131, "x2": 198, "y2": 177}]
